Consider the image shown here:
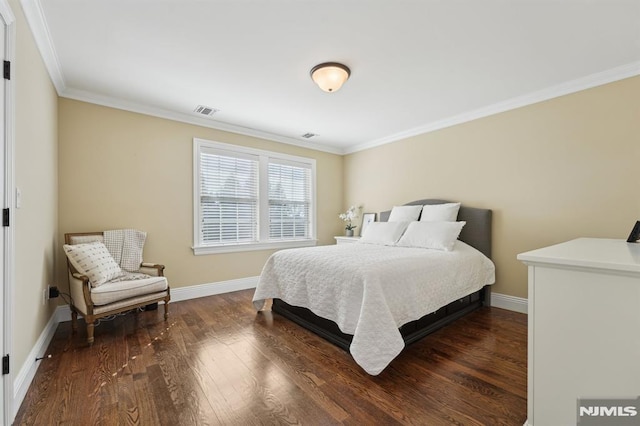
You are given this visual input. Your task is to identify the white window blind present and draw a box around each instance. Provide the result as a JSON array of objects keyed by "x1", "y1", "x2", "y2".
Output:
[
  {"x1": 199, "y1": 149, "x2": 259, "y2": 245},
  {"x1": 268, "y1": 159, "x2": 312, "y2": 240},
  {"x1": 193, "y1": 139, "x2": 316, "y2": 254}
]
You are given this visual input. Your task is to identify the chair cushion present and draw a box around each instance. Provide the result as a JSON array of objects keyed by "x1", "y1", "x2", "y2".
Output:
[
  {"x1": 93, "y1": 292, "x2": 168, "y2": 315},
  {"x1": 90, "y1": 274, "x2": 168, "y2": 306},
  {"x1": 63, "y1": 242, "x2": 124, "y2": 287}
]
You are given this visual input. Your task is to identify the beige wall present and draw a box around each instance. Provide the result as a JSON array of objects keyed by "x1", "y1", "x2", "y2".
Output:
[
  {"x1": 344, "y1": 76, "x2": 640, "y2": 299},
  {"x1": 57, "y1": 99, "x2": 344, "y2": 290},
  {"x1": 10, "y1": 0, "x2": 640, "y2": 392},
  {"x1": 10, "y1": 0, "x2": 59, "y2": 372}
]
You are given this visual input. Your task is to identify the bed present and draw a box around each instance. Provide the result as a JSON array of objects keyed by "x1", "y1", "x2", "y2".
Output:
[{"x1": 253, "y1": 199, "x2": 495, "y2": 375}]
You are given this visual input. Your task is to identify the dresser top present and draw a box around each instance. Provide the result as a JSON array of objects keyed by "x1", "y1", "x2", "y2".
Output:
[{"x1": 517, "y1": 238, "x2": 640, "y2": 273}]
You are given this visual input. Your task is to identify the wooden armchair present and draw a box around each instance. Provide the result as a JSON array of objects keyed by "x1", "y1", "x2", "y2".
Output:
[{"x1": 64, "y1": 232, "x2": 170, "y2": 344}]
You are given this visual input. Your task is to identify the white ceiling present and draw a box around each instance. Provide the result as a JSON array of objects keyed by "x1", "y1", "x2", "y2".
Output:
[{"x1": 22, "y1": 0, "x2": 640, "y2": 154}]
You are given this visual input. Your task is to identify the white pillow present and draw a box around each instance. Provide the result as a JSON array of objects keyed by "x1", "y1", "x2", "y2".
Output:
[
  {"x1": 396, "y1": 221, "x2": 466, "y2": 251},
  {"x1": 420, "y1": 203, "x2": 461, "y2": 222},
  {"x1": 63, "y1": 242, "x2": 124, "y2": 287},
  {"x1": 358, "y1": 222, "x2": 409, "y2": 245},
  {"x1": 387, "y1": 205, "x2": 423, "y2": 222}
]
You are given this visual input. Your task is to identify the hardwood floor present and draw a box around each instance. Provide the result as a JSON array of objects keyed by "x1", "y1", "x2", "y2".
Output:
[{"x1": 14, "y1": 289, "x2": 527, "y2": 425}]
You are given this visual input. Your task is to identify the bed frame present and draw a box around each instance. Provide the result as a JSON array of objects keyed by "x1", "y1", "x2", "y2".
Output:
[{"x1": 272, "y1": 199, "x2": 493, "y2": 352}]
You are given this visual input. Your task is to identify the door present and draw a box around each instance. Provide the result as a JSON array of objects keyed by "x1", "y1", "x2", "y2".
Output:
[
  {"x1": 0, "y1": 12, "x2": 6, "y2": 422},
  {"x1": 0, "y1": 1, "x2": 14, "y2": 422},
  {"x1": 0, "y1": 9, "x2": 6, "y2": 424}
]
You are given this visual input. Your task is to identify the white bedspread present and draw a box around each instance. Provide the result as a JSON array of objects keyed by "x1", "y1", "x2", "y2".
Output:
[{"x1": 253, "y1": 241, "x2": 495, "y2": 375}]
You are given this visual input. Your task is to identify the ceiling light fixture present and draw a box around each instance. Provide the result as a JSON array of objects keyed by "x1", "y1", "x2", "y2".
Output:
[{"x1": 310, "y1": 62, "x2": 350, "y2": 93}]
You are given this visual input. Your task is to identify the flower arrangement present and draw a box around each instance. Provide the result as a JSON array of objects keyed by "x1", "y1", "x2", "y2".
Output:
[{"x1": 339, "y1": 205, "x2": 361, "y2": 231}]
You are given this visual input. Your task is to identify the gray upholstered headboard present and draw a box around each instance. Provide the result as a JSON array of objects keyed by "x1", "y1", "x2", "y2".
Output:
[{"x1": 379, "y1": 199, "x2": 492, "y2": 259}]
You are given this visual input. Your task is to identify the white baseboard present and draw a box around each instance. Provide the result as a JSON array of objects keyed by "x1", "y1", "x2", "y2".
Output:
[
  {"x1": 12, "y1": 276, "x2": 259, "y2": 419},
  {"x1": 491, "y1": 292, "x2": 528, "y2": 314},
  {"x1": 12, "y1": 305, "x2": 66, "y2": 419},
  {"x1": 170, "y1": 276, "x2": 258, "y2": 303},
  {"x1": 50, "y1": 276, "x2": 260, "y2": 324},
  {"x1": 15, "y1": 278, "x2": 523, "y2": 419},
  {"x1": 54, "y1": 303, "x2": 72, "y2": 323}
]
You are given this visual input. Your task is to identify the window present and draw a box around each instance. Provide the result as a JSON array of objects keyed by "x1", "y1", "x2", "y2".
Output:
[
  {"x1": 268, "y1": 160, "x2": 312, "y2": 240},
  {"x1": 199, "y1": 149, "x2": 258, "y2": 245},
  {"x1": 193, "y1": 138, "x2": 316, "y2": 254}
]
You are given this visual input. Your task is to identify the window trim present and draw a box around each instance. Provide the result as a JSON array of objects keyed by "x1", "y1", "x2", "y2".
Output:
[{"x1": 193, "y1": 138, "x2": 317, "y2": 255}]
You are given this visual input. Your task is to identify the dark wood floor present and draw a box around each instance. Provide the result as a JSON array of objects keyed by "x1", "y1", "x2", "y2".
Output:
[{"x1": 14, "y1": 289, "x2": 527, "y2": 425}]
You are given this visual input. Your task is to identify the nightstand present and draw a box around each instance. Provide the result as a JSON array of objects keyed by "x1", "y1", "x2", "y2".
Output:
[{"x1": 334, "y1": 236, "x2": 360, "y2": 245}]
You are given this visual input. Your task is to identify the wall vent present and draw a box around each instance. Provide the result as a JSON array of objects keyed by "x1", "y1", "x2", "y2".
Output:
[
  {"x1": 193, "y1": 105, "x2": 219, "y2": 117},
  {"x1": 301, "y1": 133, "x2": 317, "y2": 139}
]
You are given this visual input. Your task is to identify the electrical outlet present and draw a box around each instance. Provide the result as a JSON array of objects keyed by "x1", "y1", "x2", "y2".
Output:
[
  {"x1": 42, "y1": 286, "x2": 59, "y2": 305},
  {"x1": 48, "y1": 286, "x2": 59, "y2": 299}
]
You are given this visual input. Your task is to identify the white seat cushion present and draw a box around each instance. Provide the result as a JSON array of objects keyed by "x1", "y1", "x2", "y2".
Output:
[{"x1": 91, "y1": 275, "x2": 168, "y2": 306}]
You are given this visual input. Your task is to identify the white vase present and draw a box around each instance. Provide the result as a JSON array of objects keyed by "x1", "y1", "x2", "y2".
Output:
[{"x1": 345, "y1": 229, "x2": 354, "y2": 237}]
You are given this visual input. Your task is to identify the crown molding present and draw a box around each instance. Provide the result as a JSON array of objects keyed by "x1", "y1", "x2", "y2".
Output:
[
  {"x1": 18, "y1": 0, "x2": 639, "y2": 156},
  {"x1": 20, "y1": 0, "x2": 66, "y2": 93},
  {"x1": 62, "y1": 60, "x2": 640, "y2": 157},
  {"x1": 20, "y1": 0, "x2": 344, "y2": 155},
  {"x1": 345, "y1": 61, "x2": 640, "y2": 154},
  {"x1": 0, "y1": 0, "x2": 14, "y2": 25},
  {"x1": 61, "y1": 87, "x2": 345, "y2": 155}
]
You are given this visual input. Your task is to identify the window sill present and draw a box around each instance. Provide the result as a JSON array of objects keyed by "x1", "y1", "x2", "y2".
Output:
[{"x1": 192, "y1": 239, "x2": 317, "y2": 255}]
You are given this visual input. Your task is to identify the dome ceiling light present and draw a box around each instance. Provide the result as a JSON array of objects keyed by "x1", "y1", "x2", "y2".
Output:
[{"x1": 310, "y1": 62, "x2": 351, "y2": 93}]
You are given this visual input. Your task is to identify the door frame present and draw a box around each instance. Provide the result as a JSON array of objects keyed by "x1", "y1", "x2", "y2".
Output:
[{"x1": 0, "y1": 1, "x2": 15, "y2": 423}]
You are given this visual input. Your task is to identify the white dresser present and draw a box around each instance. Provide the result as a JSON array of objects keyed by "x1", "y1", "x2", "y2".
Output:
[{"x1": 518, "y1": 238, "x2": 640, "y2": 426}]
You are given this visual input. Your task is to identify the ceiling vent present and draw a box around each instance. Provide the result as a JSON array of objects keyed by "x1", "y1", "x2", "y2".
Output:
[
  {"x1": 193, "y1": 105, "x2": 219, "y2": 117},
  {"x1": 301, "y1": 133, "x2": 317, "y2": 139}
]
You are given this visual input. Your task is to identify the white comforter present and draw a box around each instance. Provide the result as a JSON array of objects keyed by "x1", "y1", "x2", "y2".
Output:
[{"x1": 252, "y1": 241, "x2": 495, "y2": 375}]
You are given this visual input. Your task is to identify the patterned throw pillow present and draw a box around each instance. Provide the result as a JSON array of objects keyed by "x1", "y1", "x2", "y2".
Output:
[{"x1": 63, "y1": 242, "x2": 124, "y2": 287}]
